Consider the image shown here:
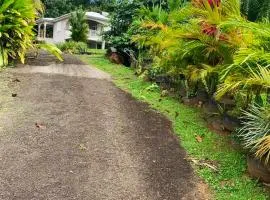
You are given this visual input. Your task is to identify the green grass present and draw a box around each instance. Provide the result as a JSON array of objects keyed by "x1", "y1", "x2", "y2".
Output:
[
  {"x1": 79, "y1": 54, "x2": 269, "y2": 200},
  {"x1": 88, "y1": 48, "x2": 106, "y2": 55}
]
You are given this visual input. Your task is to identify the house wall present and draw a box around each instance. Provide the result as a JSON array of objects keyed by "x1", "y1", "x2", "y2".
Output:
[
  {"x1": 53, "y1": 19, "x2": 70, "y2": 43},
  {"x1": 49, "y1": 18, "x2": 108, "y2": 49}
]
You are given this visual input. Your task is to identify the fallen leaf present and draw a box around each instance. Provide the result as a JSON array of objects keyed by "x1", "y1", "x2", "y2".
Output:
[
  {"x1": 35, "y1": 122, "x2": 46, "y2": 130},
  {"x1": 79, "y1": 144, "x2": 87, "y2": 151},
  {"x1": 220, "y1": 180, "x2": 235, "y2": 188},
  {"x1": 12, "y1": 78, "x2": 20, "y2": 82},
  {"x1": 196, "y1": 135, "x2": 203, "y2": 143},
  {"x1": 186, "y1": 157, "x2": 219, "y2": 172},
  {"x1": 198, "y1": 101, "x2": 203, "y2": 108}
]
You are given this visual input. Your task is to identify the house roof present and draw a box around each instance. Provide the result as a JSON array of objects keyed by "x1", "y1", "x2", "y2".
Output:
[
  {"x1": 37, "y1": 11, "x2": 109, "y2": 25},
  {"x1": 36, "y1": 18, "x2": 54, "y2": 24},
  {"x1": 86, "y1": 12, "x2": 108, "y2": 21}
]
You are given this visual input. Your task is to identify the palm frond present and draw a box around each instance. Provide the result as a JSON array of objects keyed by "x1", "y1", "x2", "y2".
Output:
[
  {"x1": 216, "y1": 65, "x2": 270, "y2": 99},
  {"x1": 36, "y1": 43, "x2": 63, "y2": 61},
  {"x1": 238, "y1": 104, "x2": 270, "y2": 162}
]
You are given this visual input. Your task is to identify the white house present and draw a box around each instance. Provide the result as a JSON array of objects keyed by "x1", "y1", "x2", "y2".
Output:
[{"x1": 36, "y1": 12, "x2": 110, "y2": 49}]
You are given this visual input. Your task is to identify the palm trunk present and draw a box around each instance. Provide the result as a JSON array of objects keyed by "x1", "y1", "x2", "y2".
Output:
[{"x1": 267, "y1": 89, "x2": 270, "y2": 104}]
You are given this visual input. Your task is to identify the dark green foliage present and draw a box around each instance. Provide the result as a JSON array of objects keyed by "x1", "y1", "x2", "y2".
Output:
[
  {"x1": 87, "y1": 0, "x2": 117, "y2": 12},
  {"x1": 69, "y1": 9, "x2": 89, "y2": 42},
  {"x1": 42, "y1": 0, "x2": 78, "y2": 17},
  {"x1": 103, "y1": 1, "x2": 141, "y2": 51},
  {"x1": 42, "y1": 0, "x2": 114, "y2": 17},
  {"x1": 241, "y1": 0, "x2": 270, "y2": 21}
]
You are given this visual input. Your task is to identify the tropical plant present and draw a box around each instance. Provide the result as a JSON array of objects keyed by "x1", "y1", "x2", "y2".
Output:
[
  {"x1": 36, "y1": 42, "x2": 63, "y2": 61},
  {"x1": 132, "y1": 0, "x2": 244, "y2": 97},
  {"x1": 0, "y1": 0, "x2": 63, "y2": 67},
  {"x1": 0, "y1": 0, "x2": 43, "y2": 67},
  {"x1": 217, "y1": 65, "x2": 270, "y2": 107},
  {"x1": 57, "y1": 41, "x2": 88, "y2": 54},
  {"x1": 216, "y1": 19, "x2": 270, "y2": 107},
  {"x1": 238, "y1": 104, "x2": 270, "y2": 163},
  {"x1": 69, "y1": 8, "x2": 89, "y2": 42}
]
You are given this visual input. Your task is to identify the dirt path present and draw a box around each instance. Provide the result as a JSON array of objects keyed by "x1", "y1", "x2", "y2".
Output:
[{"x1": 0, "y1": 54, "x2": 210, "y2": 200}]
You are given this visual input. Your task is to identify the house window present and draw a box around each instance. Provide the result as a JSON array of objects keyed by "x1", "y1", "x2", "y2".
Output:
[
  {"x1": 66, "y1": 21, "x2": 70, "y2": 30},
  {"x1": 88, "y1": 20, "x2": 98, "y2": 31}
]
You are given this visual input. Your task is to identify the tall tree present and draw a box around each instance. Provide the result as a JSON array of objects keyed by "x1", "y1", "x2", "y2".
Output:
[
  {"x1": 42, "y1": 0, "x2": 89, "y2": 17},
  {"x1": 42, "y1": 0, "x2": 74, "y2": 17},
  {"x1": 103, "y1": 0, "x2": 141, "y2": 51},
  {"x1": 42, "y1": 0, "x2": 115, "y2": 17},
  {"x1": 69, "y1": 9, "x2": 89, "y2": 42}
]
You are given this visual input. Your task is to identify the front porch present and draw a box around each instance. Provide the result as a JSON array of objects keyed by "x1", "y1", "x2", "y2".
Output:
[{"x1": 37, "y1": 19, "x2": 55, "y2": 43}]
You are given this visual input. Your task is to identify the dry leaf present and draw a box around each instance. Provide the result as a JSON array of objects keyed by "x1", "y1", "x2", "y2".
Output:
[
  {"x1": 196, "y1": 135, "x2": 203, "y2": 143},
  {"x1": 35, "y1": 122, "x2": 46, "y2": 130},
  {"x1": 12, "y1": 78, "x2": 21, "y2": 82},
  {"x1": 186, "y1": 157, "x2": 219, "y2": 172}
]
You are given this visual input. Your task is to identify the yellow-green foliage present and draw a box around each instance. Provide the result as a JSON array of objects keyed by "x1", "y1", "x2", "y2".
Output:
[
  {"x1": 0, "y1": 0, "x2": 43, "y2": 67},
  {"x1": 130, "y1": 0, "x2": 270, "y2": 163},
  {"x1": 132, "y1": 0, "x2": 270, "y2": 104}
]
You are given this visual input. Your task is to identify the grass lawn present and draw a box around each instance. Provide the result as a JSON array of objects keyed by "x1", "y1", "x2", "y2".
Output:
[{"x1": 79, "y1": 54, "x2": 269, "y2": 200}]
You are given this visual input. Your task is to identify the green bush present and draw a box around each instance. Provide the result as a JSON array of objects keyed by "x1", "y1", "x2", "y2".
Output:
[
  {"x1": 57, "y1": 41, "x2": 88, "y2": 54},
  {"x1": 69, "y1": 8, "x2": 89, "y2": 42}
]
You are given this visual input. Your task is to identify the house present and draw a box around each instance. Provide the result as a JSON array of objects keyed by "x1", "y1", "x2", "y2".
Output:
[{"x1": 36, "y1": 12, "x2": 110, "y2": 49}]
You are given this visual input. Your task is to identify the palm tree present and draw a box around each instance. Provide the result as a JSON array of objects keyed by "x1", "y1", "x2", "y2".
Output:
[
  {"x1": 216, "y1": 19, "x2": 270, "y2": 106},
  {"x1": 69, "y1": 9, "x2": 89, "y2": 42}
]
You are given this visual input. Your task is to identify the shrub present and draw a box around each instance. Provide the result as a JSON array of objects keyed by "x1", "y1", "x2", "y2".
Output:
[
  {"x1": 57, "y1": 41, "x2": 88, "y2": 54},
  {"x1": 76, "y1": 42, "x2": 88, "y2": 54},
  {"x1": 69, "y1": 8, "x2": 89, "y2": 42},
  {"x1": 238, "y1": 105, "x2": 270, "y2": 163}
]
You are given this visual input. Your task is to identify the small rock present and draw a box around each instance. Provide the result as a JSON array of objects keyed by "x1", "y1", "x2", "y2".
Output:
[
  {"x1": 161, "y1": 90, "x2": 169, "y2": 97},
  {"x1": 11, "y1": 93, "x2": 17, "y2": 97},
  {"x1": 35, "y1": 122, "x2": 46, "y2": 130},
  {"x1": 198, "y1": 101, "x2": 203, "y2": 108},
  {"x1": 109, "y1": 52, "x2": 123, "y2": 64},
  {"x1": 211, "y1": 120, "x2": 225, "y2": 131},
  {"x1": 12, "y1": 78, "x2": 20, "y2": 83}
]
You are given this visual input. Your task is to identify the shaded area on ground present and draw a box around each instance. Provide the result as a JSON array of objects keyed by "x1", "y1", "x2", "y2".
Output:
[
  {"x1": 25, "y1": 51, "x2": 86, "y2": 66},
  {"x1": 0, "y1": 54, "x2": 210, "y2": 199}
]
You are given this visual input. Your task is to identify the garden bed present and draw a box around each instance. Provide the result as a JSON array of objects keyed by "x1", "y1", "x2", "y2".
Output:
[{"x1": 79, "y1": 54, "x2": 270, "y2": 200}]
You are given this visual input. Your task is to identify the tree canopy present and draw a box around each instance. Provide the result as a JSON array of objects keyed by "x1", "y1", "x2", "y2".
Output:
[{"x1": 42, "y1": 0, "x2": 115, "y2": 17}]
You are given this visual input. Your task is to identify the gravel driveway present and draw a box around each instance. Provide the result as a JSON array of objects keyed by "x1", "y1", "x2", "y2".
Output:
[{"x1": 0, "y1": 53, "x2": 210, "y2": 200}]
